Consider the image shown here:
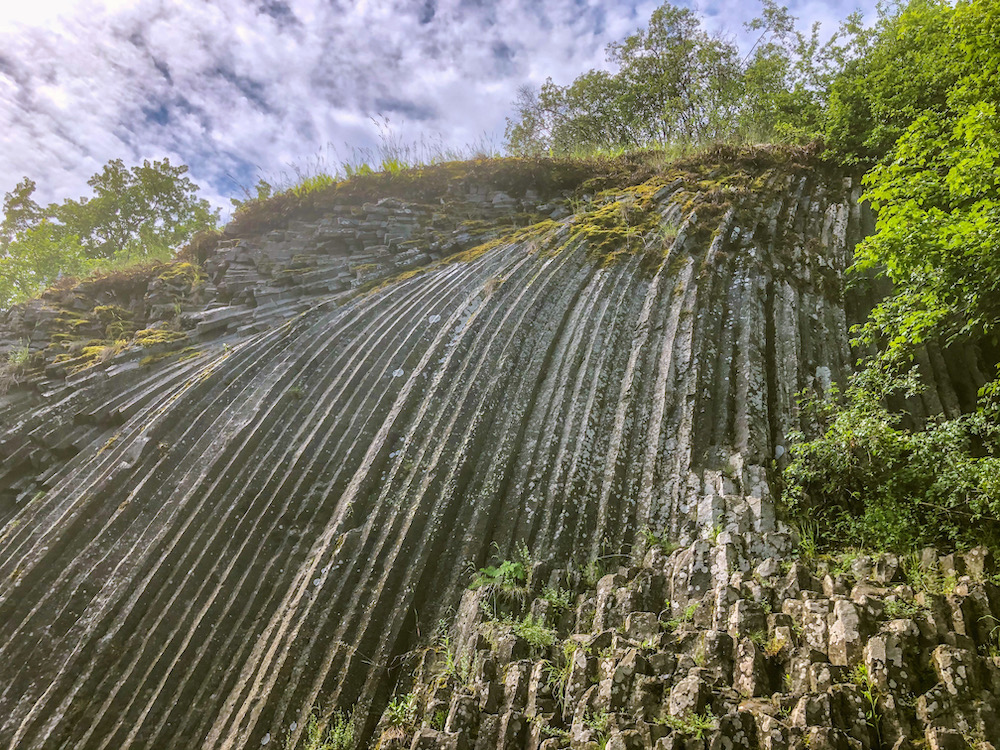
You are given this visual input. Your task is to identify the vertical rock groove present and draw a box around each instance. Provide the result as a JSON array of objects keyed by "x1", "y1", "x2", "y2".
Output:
[{"x1": 0, "y1": 162, "x2": 991, "y2": 749}]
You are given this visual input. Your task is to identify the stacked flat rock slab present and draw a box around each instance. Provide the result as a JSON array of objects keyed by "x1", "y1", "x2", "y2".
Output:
[
  {"x1": 0, "y1": 162, "x2": 992, "y2": 749},
  {"x1": 378, "y1": 540, "x2": 1000, "y2": 750}
]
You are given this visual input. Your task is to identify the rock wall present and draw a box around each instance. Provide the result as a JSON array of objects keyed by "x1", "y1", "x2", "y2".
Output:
[
  {"x1": 381, "y1": 539, "x2": 1000, "y2": 750},
  {"x1": 0, "y1": 156, "x2": 993, "y2": 749}
]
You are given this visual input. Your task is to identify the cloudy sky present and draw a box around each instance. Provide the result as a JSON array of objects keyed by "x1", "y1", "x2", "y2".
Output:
[{"x1": 1, "y1": 0, "x2": 876, "y2": 217}]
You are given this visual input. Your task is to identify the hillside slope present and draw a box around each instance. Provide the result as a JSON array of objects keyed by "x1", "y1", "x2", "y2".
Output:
[{"x1": 0, "y1": 154, "x2": 994, "y2": 749}]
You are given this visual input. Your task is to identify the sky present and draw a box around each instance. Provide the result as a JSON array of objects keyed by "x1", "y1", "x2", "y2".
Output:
[{"x1": 0, "y1": 0, "x2": 877, "y2": 218}]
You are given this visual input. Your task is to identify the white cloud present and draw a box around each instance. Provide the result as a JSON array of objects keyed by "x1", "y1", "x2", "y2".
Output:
[{"x1": 0, "y1": 0, "x2": 879, "y2": 214}]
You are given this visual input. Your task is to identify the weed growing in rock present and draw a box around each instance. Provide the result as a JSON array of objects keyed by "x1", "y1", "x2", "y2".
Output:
[
  {"x1": 470, "y1": 543, "x2": 530, "y2": 592},
  {"x1": 541, "y1": 585, "x2": 573, "y2": 614},
  {"x1": 664, "y1": 602, "x2": 699, "y2": 633},
  {"x1": 763, "y1": 635, "x2": 785, "y2": 658},
  {"x1": 850, "y1": 664, "x2": 881, "y2": 746},
  {"x1": 883, "y1": 598, "x2": 926, "y2": 620},
  {"x1": 538, "y1": 721, "x2": 570, "y2": 740},
  {"x1": 383, "y1": 693, "x2": 416, "y2": 727},
  {"x1": 295, "y1": 712, "x2": 354, "y2": 750},
  {"x1": 641, "y1": 525, "x2": 680, "y2": 555},
  {"x1": 659, "y1": 710, "x2": 717, "y2": 738},
  {"x1": 429, "y1": 708, "x2": 447, "y2": 731},
  {"x1": 748, "y1": 629, "x2": 769, "y2": 649},
  {"x1": 434, "y1": 633, "x2": 474, "y2": 691},
  {"x1": 511, "y1": 614, "x2": 556, "y2": 649},
  {"x1": 6, "y1": 342, "x2": 29, "y2": 366},
  {"x1": 584, "y1": 710, "x2": 612, "y2": 748}
]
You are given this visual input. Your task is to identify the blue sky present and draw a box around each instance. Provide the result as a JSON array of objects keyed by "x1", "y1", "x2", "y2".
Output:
[{"x1": 0, "y1": 0, "x2": 877, "y2": 217}]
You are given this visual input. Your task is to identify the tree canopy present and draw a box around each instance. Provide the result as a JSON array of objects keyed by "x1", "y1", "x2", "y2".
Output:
[
  {"x1": 0, "y1": 159, "x2": 218, "y2": 309},
  {"x1": 504, "y1": 0, "x2": 870, "y2": 156}
]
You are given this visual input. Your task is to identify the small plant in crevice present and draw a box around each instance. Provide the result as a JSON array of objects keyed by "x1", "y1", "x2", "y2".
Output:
[
  {"x1": 664, "y1": 602, "x2": 699, "y2": 633},
  {"x1": 850, "y1": 664, "x2": 882, "y2": 746},
  {"x1": 383, "y1": 692, "x2": 417, "y2": 728},
  {"x1": 541, "y1": 584, "x2": 573, "y2": 614},
  {"x1": 429, "y1": 708, "x2": 447, "y2": 731},
  {"x1": 511, "y1": 613, "x2": 556, "y2": 649},
  {"x1": 980, "y1": 615, "x2": 1000, "y2": 659},
  {"x1": 293, "y1": 711, "x2": 355, "y2": 750},
  {"x1": 583, "y1": 709, "x2": 612, "y2": 749},
  {"x1": 434, "y1": 632, "x2": 474, "y2": 691},
  {"x1": 882, "y1": 598, "x2": 926, "y2": 620},
  {"x1": 469, "y1": 542, "x2": 531, "y2": 593},
  {"x1": 641, "y1": 525, "x2": 680, "y2": 556},
  {"x1": 658, "y1": 710, "x2": 717, "y2": 739}
]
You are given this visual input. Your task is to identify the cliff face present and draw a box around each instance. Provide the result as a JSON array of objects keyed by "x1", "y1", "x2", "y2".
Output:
[{"x1": 0, "y1": 155, "x2": 994, "y2": 750}]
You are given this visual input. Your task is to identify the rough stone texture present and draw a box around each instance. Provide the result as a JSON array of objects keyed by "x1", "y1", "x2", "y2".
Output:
[{"x1": 0, "y1": 160, "x2": 994, "y2": 749}]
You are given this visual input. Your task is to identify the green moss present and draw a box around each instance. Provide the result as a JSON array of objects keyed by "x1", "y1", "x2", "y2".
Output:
[
  {"x1": 566, "y1": 179, "x2": 671, "y2": 270},
  {"x1": 93, "y1": 305, "x2": 132, "y2": 322},
  {"x1": 156, "y1": 262, "x2": 205, "y2": 285},
  {"x1": 134, "y1": 329, "x2": 187, "y2": 347}
]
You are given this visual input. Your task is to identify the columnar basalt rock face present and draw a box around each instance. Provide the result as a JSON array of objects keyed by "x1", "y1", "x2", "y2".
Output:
[
  {"x1": 385, "y1": 542, "x2": 1000, "y2": 750},
  {"x1": 0, "y1": 160, "x2": 992, "y2": 749}
]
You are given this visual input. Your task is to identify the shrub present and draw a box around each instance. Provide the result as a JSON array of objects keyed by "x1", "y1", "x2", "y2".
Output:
[{"x1": 782, "y1": 362, "x2": 1000, "y2": 553}]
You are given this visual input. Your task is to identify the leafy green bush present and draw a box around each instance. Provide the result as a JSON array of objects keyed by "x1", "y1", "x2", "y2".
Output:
[
  {"x1": 511, "y1": 614, "x2": 556, "y2": 649},
  {"x1": 469, "y1": 542, "x2": 531, "y2": 592},
  {"x1": 782, "y1": 363, "x2": 1000, "y2": 552},
  {"x1": 658, "y1": 710, "x2": 717, "y2": 738}
]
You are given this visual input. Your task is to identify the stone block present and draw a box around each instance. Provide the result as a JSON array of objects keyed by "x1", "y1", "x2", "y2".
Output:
[
  {"x1": 669, "y1": 670, "x2": 711, "y2": 716},
  {"x1": 734, "y1": 638, "x2": 769, "y2": 697},
  {"x1": 963, "y1": 546, "x2": 996, "y2": 580},
  {"x1": 925, "y1": 728, "x2": 969, "y2": 750},
  {"x1": 931, "y1": 645, "x2": 979, "y2": 695},
  {"x1": 445, "y1": 694, "x2": 480, "y2": 735},
  {"x1": 625, "y1": 611, "x2": 660, "y2": 642},
  {"x1": 790, "y1": 693, "x2": 833, "y2": 727},
  {"x1": 828, "y1": 600, "x2": 865, "y2": 666}
]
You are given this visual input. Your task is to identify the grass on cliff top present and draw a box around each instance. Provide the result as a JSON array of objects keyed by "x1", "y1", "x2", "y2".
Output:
[
  {"x1": 224, "y1": 141, "x2": 828, "y2": 240},
  {"x1": 14, "y1": 141, "x2": 824, "y2": 310}
]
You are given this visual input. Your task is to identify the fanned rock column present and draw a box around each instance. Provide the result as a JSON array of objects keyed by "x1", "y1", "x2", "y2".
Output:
[{"x1": 0, "y1": 158, "x2": 993, "y2": 749}]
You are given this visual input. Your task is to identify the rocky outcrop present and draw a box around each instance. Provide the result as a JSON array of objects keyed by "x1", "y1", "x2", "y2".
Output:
[
  {"x1": 379, "y1": 539, "x2": 1000, "y2": 750},
  {"x1": 0, "y1": 154, "x2": 993, "y2": 749}
]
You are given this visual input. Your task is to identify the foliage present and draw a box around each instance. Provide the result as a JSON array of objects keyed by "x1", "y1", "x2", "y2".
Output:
[
  {"x1": 664, "y1": 602, "x2": 699, "y2": 633},
  {"x1": 781, "y1": 0, "x2": 1000, "y2": 559},
  {"x1": 511, "y1": 614, "x2": 556, "y2": 649},
  {"x1": 6, "y1": 341, "x2": 30, "y2": 367},
  {"x1": 641, "y1": 526, "x2": 680, "y2": 556},
  {"x1": 383, "y1": 693, "x2": 417, "y2": 728},
  {"x1": 505, "y1": 0, "x2": 870, "y2": 156},
  {"x1": 658, "y1": 710, "x2": 717, "y2": 738},
  {"x1": 434, "y1": 632, "x2": 473, "y2": 689},
  {"x1": 0, "y1": 160, "x2": 217, "y2": 309},
  {"x1": 295, "y1": 712, "x2": 354, "y2": 750},
  {"x1": 469, "y1": 543, "x2": 531, "y2": 592},
  {"x1": 541, "y1": 585, "x2": 573, "y2": 614},
  {"x1": 782, "y1": 363, "x2": 1000, "y2": 553},
  {"x1": 583, "y1": 710, "x2": 612, "y2": 748},
  {"x1": 852, "y1": 0, "x2": 1000, "y2": 351},
  {"x1": 850, "y1": 664, "x2": 881, "y2": 745},
  {"x1": 823, "y1": 0, "x2": 957, "y2": 165}
]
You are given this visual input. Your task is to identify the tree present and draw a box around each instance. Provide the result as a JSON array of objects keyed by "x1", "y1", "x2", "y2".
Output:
[
  {"x1": 61, "y1": 158, "x2": 218, "y2": 261},
  {"x1": 504, "y1": 0, "x2": 871, "y2": 156},
  {"x1": 855, "y1": 0, "x2": 1000, "y2": 349},
  {"x1": 0, "y1": 158, "x2": 219, "y2": 309},
  {"x1": 823, "y1": 0, "x2": 957, "y2": 164}
]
